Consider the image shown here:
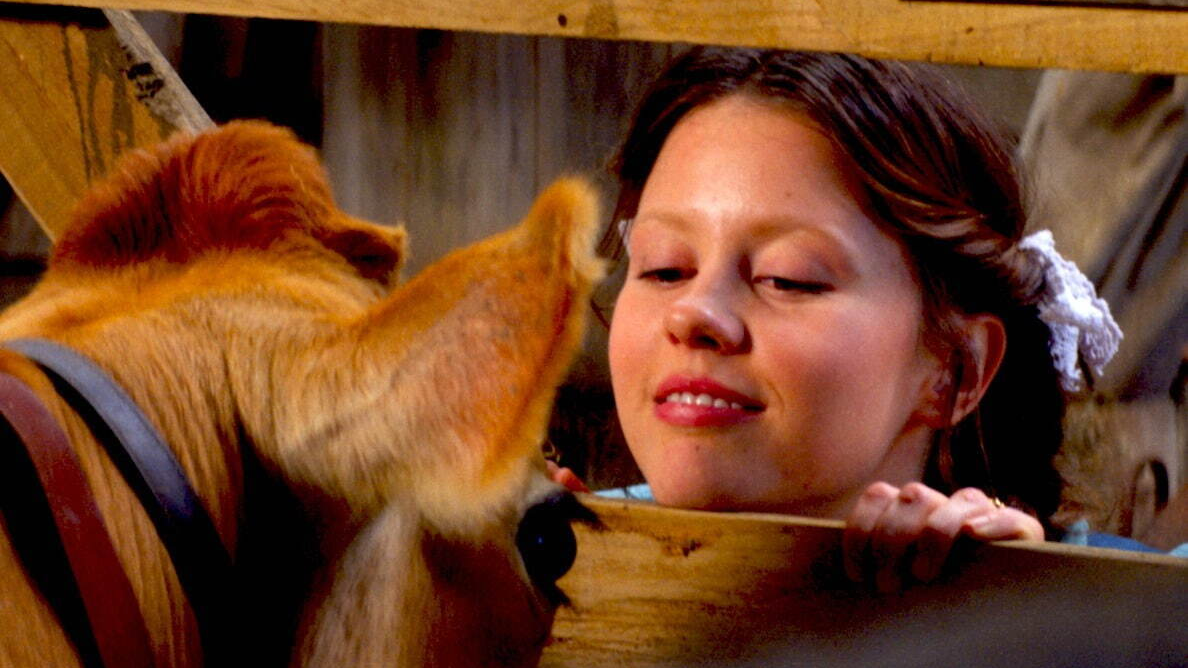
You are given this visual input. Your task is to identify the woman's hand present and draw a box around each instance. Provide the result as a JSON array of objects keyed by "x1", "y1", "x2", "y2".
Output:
[
  {"x1": 843, "y1": 482, "x2": 1043, "y2": 592},
  {"x1": 546, "y1": 460, "x2": 590, "y2": 493}
]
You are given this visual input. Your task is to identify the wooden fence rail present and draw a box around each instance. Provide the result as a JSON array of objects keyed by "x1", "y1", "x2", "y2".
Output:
[
  {"x1": 5, "y1": 0, "x2": 1188, "y2": 73},
  {"x1": 0, "y1": 5, "x2": 209, "y2": 236},
  {"x1": 547, "y1": 496, "x2": 1187, "y2": 667}
]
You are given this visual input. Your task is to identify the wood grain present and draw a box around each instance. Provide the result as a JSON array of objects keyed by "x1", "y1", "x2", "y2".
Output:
[
  {"x1": 0, "y1": 6, "x2": 210, "y2": 239},
  {"x1": 544, "y1": 495, "x2": 1188, "y2": 667},
  {"x1": 923, "y1": 0, "x2": 1188, "y2": 9},
  {"x1": 3, "y1": 0, "x2": 1187, "y2": 74},
  {"x1": 320, "y1": 26, "x2": 673, "y2": 278}
]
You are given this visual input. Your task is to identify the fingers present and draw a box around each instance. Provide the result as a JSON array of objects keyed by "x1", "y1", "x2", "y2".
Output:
[
  {"x1": 545, "y1": 461, "x2": 590, "y2": 493},
  {"x1": 843, "y1": 482, "x2": 898, "y2": 583},
  {"x1": 845, "y1": 483, "x2": 1044, "y2": 592},
  {"x1": 910, "y1": 487, "x2": 997, "y2": 582},
  {"x1": 964, "y1": 506, "x2": 1044, "y2": 542},
  {"x1": 862, "y1": 483, "x2": 950, "y2": 593}
]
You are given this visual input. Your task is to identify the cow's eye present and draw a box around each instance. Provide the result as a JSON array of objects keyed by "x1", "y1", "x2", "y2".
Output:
[{"x1": 515, "y1": 492, "x2": 591, "y2": 602}]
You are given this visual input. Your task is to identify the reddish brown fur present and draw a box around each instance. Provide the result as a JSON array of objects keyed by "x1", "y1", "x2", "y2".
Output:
[
  {"x1": 0, "y1": 121, "x2": 603, "y2": 667},
  {"x1": 52, "y1": 122, "x2": 403, "y2": 285}
]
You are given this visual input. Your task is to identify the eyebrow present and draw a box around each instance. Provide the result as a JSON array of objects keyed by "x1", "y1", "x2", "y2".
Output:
[{"x1": 628, "y1": 212, "x2": 693, "y2": 235}]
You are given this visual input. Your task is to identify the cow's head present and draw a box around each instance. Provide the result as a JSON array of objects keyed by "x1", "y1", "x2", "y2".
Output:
[{"x1": 0, "y1": 121, "x2": 603, "y2": 666}]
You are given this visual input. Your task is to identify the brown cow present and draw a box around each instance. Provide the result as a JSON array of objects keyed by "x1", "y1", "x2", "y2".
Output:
[{"x1": 0, "y1": 121, "x2": 603, "y2": 667}]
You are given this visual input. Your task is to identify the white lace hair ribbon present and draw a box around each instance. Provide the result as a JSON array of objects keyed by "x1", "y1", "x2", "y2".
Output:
[{"x1": 1018, "y1": 230, "x2": 1123, "y2": 392}]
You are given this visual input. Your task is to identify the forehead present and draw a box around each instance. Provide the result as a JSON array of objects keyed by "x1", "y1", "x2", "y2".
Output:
[
  {"x1": 634, "y1": 96, "x2": 906, "y2": 271},
  {"x1": 641, "y1": 96, "x2": 873, "y2": 223}
]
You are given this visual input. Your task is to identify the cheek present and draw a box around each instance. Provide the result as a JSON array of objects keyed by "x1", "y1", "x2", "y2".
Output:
[
  {"x1": 762, "y1": 305, "x2": 922, "y2": 412},
  {"x1": 761, "y1": 311, "x2": 858, "y2": 378},
  {"x1": 606, "y1": 319, "x2": 628, "y2": 380},
  {"x1": 607, "y1": 290, "x2": 649, "y2": 390}
]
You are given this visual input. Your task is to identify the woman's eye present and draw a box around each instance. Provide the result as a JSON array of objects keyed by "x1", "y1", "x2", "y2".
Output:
[
  {"x1": 638, "y1": 267, "x2": 689, "y2": 283},
  {"x1": 756, "y1": 276, "x2": 830, "y2": 294}
]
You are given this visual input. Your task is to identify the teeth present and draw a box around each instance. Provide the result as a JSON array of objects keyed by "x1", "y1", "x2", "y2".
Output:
[{"x1": 663, "y1": 392, "x2": 748, "y2": 410}]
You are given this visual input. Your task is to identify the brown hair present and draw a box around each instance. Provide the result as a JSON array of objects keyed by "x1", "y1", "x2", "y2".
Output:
[{"x1": 608, "y1": 48, "x2": 1065, "y2": 523}]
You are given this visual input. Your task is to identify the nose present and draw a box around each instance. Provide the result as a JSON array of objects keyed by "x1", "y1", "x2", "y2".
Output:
[{"x1": 664, "y1": 285, "x2": 747, "y2": 353}]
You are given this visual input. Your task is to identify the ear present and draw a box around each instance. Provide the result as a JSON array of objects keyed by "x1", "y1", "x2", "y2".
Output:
[
  {"x1": 317, "y1": 216, "x2": 408, "y2": 288},
  {"x1": 915, "y1": 313, "x2": 1006, "y2": 428},
  {"x1": 951, "y1": 313, "x2": 1006, "y2": 423}
]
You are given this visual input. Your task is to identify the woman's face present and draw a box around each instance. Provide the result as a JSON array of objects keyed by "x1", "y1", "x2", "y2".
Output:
[{"x1": 609, "y1": 95, "x2": 945, "y2": 519}]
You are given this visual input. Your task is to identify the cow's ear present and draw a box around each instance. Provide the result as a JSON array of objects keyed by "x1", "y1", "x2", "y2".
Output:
[{"x1": 318, "y1": 217, "x2": 407, "y2": 287}]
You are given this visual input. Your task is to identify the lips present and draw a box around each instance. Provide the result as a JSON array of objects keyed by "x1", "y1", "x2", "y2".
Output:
[{"x1": 653, "y1": 376, "x2": 763, "y2": 427}]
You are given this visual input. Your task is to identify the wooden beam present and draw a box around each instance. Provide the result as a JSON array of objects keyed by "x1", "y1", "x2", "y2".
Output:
[
  {"x1": 544, "y1": 495, "x2": 1187, "y2": 667},
  {"x1": 3, "y1": 0, "x2": 1187, "y2": 74},
  {"x1": 0, "y1": 6, "x2": 210, "y2": 239}
]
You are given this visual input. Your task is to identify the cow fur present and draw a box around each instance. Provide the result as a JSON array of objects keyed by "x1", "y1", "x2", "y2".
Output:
[{"x1": 0, "y1": 121, "x2": 603, "y2": 667}]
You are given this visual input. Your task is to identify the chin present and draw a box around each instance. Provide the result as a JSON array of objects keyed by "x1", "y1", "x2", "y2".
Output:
[
  {"x1": 649, "y1": 477, "x2": 745, "y2": 512},
  {"x1": 648, "y1": 477, "x2": 709, "y2": 509},
  {"x1": 650, "y1": 471, "x2": 845, "y2": 518}
]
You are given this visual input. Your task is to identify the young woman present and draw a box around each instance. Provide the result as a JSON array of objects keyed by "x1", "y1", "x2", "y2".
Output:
[{"x1": 552, "y1": 47, "x2": 1127, "y2": 587}]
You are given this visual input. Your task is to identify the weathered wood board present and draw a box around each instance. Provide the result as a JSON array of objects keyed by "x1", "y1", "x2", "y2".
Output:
[
  {"x1": 320, "y1": 26, "x2": 675, "y2": 278},
  {"x1": 4, "y1": 0, "x2": 1188, "y2": 74},
  {"x1": 0, "y1": 5, "x2": 211, "y2": 238},
  {"x1": 545, "y1": 495, "x2": 1188, "y2": 667}
]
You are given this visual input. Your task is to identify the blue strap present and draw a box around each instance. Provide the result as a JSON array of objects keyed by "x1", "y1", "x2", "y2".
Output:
[{"x1": 5, "y1": 338, "x2": 233, "y2": 663}]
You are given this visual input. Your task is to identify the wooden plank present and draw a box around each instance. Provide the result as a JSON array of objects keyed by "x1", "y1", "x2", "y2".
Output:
[
  {"x1": 544, "y1": 495, "x2": 1188, "y2": 667},
  {"x1": 0, "y1": 6, "x2": 210, "y2": 239},
  {"x1": 925, "y1": 0, "x2": 1188, "y2": 9},
  {"x1": 322, "y1": 27, "x2": 543, "y2": 278},
  {"x1": 321, "y1": 27, "x2": 673, "y2": 279},
  {"x1": 4, "y1": 0, "x2": 1187, "y2": 74}
]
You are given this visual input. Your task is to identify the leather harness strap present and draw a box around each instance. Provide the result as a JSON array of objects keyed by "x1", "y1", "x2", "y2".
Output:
[
  {"x1": 4, "y1": 339, "x2": 235, "y2": 665},
  {"x1": 0, "y1": 371, "x2": 155, "y2": 668}
]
